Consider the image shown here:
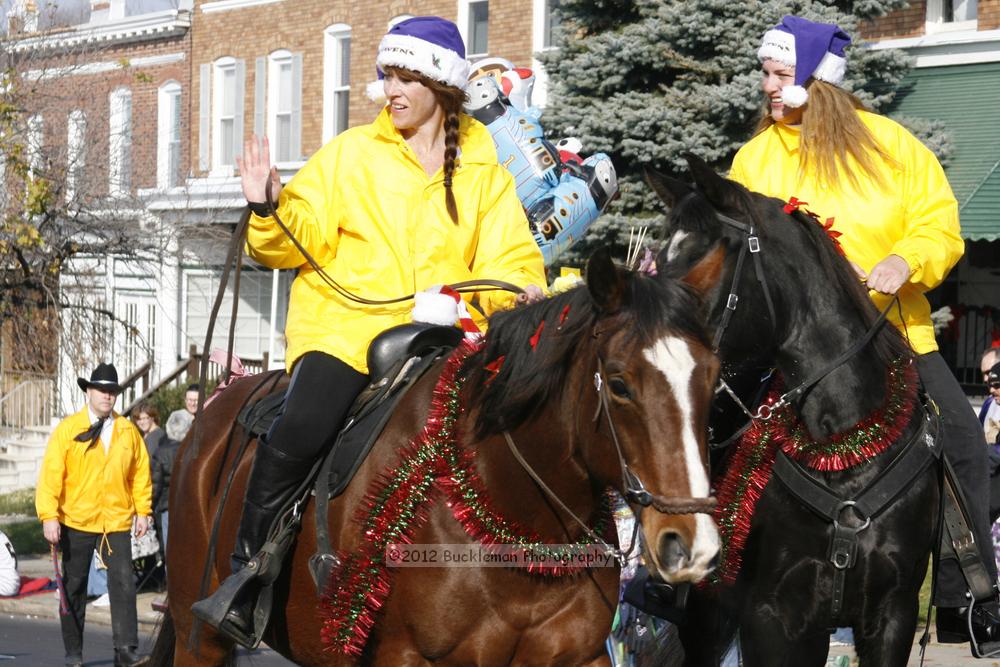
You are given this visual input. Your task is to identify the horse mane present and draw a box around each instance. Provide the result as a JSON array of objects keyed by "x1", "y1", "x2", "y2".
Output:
[
  {"x1": 669, "y1": 178, "x2": 911, "y2": 369},
  {"x1": 780, "y1": 204, "x2": 912, "y2": 367},
  {"x1": 463, "y1": 273, "x2": 709, "y2": 440}
]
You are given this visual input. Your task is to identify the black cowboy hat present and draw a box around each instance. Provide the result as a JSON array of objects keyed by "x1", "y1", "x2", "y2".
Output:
[{"x1": 77, "y1": 362, "x2": 124, "y2": 394}]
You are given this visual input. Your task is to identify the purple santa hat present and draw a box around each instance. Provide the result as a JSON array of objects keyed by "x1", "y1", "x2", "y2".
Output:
[
  {"x1": 757, "y1": 16, "x2": 851, "y2": 109},
  {"x1": 366, "y1": 16, "x2": 470, "y2": 101}
]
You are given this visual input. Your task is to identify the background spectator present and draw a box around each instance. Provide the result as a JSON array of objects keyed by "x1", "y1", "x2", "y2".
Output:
[
  {"x1": 0, "y1": 528, "x2": 20, "y2": 597},
  {"x1": 35, "y1": 362, "x2": 151, "y2": 667},
  {"x1": 164, "y1": 384, "x2": 198, "y2": 443},
  {"x1": 151, "y1": 435, "x2": 179, "y2": 561},
  {"x1": 133, "y1": 403, "x2": 166, "y2": 463},
  {"x1": 980, "y1": 347, "x2": 1000, "y2": 426}
]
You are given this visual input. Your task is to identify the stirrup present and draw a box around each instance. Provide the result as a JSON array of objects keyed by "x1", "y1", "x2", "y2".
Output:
[
  {"x1": 967, "y1": 599, "x2": 1000, "y2": 659},
  {"x1": 191, "y1": 563, "x2": 263, "y2": 648}
]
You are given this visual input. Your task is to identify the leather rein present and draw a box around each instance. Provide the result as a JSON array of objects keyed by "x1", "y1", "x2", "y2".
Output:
[
  {"x1": 260, "y1": 180, "x2": 525, "y2": 309},
  {"x1": 705, "y1": 207, "x2": 898, "y2": 430},
  {"x1": 502, "y1": 351, "x2": 718, "y2": 564}
]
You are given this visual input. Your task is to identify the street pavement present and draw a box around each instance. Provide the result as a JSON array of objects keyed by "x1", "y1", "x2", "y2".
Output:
[
  {"x1": 0, "y1": 556, "x2": 994, "y2": 665},
  {"x1": 0, "y1": 555, "x2": 292, "y2": 665}
]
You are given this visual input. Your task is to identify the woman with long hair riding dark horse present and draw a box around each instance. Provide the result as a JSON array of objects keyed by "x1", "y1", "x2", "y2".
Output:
[
  {"x1": 191, "y1": 16, "x2": 546, "y2": 647},
  {"x1": 732, "y1": 15, "x2": 999, "y2": 649},
  {"x1": 647, "y1": 15, "x2": 999, "y2": 665}
]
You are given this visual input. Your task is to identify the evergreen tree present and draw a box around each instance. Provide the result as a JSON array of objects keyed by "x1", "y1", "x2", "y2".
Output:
[{"x1": 538, "y1": 0, "x2": 931, "y2": 265}]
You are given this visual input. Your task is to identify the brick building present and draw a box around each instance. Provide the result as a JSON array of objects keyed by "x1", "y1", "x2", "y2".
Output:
[
  {"x1": 141, "y1": 0, "x2": 559, "y2": 397},
  {"x1": 862, "y1": 0, "x2": 1000, "y2": 387},
  {"x1": 4, "y1": 0, "x2": 559, "y2": 421},
  {"x1": 0, "y1": 0, "x2": 193, "y2": 485}
]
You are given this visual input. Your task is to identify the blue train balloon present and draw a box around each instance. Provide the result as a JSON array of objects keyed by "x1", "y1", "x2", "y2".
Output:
[{"x1": 464, "y1": 76, "x2": 618, "y2": 265}]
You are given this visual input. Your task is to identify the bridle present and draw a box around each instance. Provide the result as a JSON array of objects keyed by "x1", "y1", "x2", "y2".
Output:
[
  {"x1": 687, "y1": 200, "x2": 897, "y2": 438},
  {"x1": 501, "y1": 341, "x2": 718, "y2": 564}
]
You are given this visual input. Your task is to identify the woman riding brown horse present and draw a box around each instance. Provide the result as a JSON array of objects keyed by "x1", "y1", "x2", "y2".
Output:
[{"x1": 153, "y1": 250, "x2": 721, "y2": 666}]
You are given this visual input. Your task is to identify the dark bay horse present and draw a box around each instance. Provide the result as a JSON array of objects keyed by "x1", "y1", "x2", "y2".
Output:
[
  {"x1": 647, "y1": 158, "x2": 937, "y2": 667},
  {"x1": 154, "y1": 249, "x2": 721, "y2": 666}
]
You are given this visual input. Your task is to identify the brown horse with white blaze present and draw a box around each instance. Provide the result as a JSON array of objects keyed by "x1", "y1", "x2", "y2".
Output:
[{"x1": 153, "y1": 249, "x2": 720, "y2": 666}]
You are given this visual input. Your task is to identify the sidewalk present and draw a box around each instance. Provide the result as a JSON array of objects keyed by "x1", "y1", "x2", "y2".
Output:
[{"x1": 0, "y1": 554, "x2": 163, "y2": 629}]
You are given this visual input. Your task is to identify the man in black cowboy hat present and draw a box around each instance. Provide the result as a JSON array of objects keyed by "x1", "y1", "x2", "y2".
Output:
[{"x1": 35, "y1": 362, "x2": 152, "y2": 667}]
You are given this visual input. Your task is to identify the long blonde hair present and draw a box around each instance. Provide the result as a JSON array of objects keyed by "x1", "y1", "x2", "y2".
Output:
[{"x1": 754, "y1": 79, "x2": 898, "y2": 192}]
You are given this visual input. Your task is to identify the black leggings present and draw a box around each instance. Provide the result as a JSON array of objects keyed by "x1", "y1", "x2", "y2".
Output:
[
  {"x1": 920, "y1": 352, "x2": 999, "y2": 606},
  {"x1": 264, "y1": 351, "x2": 369, "y2": 461}
]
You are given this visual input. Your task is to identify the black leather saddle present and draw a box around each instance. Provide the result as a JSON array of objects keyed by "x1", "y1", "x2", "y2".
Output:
[{"x1": 234, "y1": 323, "x2": 464, "y2": 590}]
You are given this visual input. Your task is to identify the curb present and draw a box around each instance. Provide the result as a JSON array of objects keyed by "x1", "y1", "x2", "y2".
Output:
[{"x1": 0, "y1": 590, "x2": 163, "y2": 629}]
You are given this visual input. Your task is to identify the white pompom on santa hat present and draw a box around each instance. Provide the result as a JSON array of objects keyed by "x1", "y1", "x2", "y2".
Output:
[
  {"x1": 757, "y1": 15, "x2": 851, "y2": 109},
  {"x1": 412, "y1": 285, "x2": 482, "y2": 340}
]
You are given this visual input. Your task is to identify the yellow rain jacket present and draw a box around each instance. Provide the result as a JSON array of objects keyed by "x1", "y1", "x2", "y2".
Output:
[
  {"x1": 729, "y1": 110, "x2": 964, "y2": 354},
  {"x1": 36, "y1": 408, "x2": 152, "y2": 534},
  {"x1": 248, "y1": 107, "x2": 546, "y2": 373}
]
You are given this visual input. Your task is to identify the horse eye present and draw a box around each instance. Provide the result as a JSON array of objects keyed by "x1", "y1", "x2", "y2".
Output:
[{"x1": 609, "y1": 377, "x2": 633, "y2": 400}]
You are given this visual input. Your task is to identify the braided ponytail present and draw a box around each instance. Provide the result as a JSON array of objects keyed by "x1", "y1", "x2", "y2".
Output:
[{"x1": 443, "y1": 108, "x2": 460, "y2": 224}]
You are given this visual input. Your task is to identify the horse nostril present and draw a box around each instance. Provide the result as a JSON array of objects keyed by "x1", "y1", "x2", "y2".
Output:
[{"x1": 658, "y1": 532, "x2": 691, "y2": 571}]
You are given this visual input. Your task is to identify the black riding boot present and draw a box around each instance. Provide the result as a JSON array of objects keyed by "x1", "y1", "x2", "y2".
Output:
[{"x1": 191, "y1": 441, "x2": 313, "y2": 646}]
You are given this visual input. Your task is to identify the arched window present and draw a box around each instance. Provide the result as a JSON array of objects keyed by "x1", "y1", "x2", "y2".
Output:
[
  {"x1": 66, "y1": 110, "x2": 86, "y2": 200},
  {"x1": 323, "y1": 24, "x2": 351, "y2": 143},
  {"x1": 266, "y1": 49, "x2": 301, "y2": 162},
  {"x1": 457, "y1": 0, "x2": 489, "y2": 58},
  {"x1": 109, "y1": 87, "x2": 132, "y2": 194},
  {"x1": 211, "y1": 56, "x2": 244, "y2": 171},
  {"x1": 158, "y1": 81, "x2": 183, "y2": 188}
]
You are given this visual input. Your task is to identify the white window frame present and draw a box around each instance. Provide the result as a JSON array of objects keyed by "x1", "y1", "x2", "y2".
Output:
[
  {"x1": 66, "y1": 110, "x2": 86, "y2": 201},
  {"x1": 323, "y1": 25, "x2": 352, "y2": 144},
  {"x1": 181, "y1": 267, "x2": 291, "y2": 362},
  {"x1": 212, "y1": 56, "x2": 238, "y2": 173},
  {"x1": 108, "y1": 87, "x2": 132, "y2": 195},
  {"x1": 458, "y1": 0, "x2": 489, "y2": 59},
  {"x1": 26, "y1": 113, "x2": 44, "y2": 180},
  {"x1": 267, "y1": 49, "x2": 294, "y2": 162},
  {"x1": 530, "y1": 0, "x2": 560, "y2": 108},
  {"x1": 926, "y1": 0, "x2": 978, "y2": 33},
  {"x1": 157, "y1": 81, "x2": 183, "y2": 189}
]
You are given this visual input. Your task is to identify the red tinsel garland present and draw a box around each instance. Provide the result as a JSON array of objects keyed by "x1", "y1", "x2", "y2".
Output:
[
  {"x1": 319, "y1": 340, "x2": 611, "y2": 656},
  {"x1": 710, "y1": 359, "x2": 918, "y2": 587}
]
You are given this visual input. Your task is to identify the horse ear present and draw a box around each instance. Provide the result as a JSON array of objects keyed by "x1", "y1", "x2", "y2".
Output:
[
  {"x1": 681, "y1": 244, "x2": 725, "y2": 296},
  {"x1": 684, "y1": 153, "x2": 741, "y2": 211},
  {"x1": 586, "y1": 247, "x2": 626, "y2": 313},
  {"x1": 644, "y1": 167, "x2": 691, "y2": 208}
]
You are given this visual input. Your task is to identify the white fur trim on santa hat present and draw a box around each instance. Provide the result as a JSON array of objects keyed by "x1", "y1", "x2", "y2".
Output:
[
  {"x1": 757, "y1": 29, "x2": 796, "y2": 67},
  {"x1": 413, "y1": 291, "x2": 460, "y2": 327},
  {"x1": 781, "y1": 84, "x2": 809, "y2": 108},
  {"x1": 367, "y1": 33, "x2": 470, "y2": 101},
  {"x1": 812, "y1": 50, "x2": 846, "y2": 85}
]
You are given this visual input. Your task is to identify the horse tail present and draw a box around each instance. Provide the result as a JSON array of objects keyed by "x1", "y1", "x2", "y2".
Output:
[{"x1": 148, "y1": 607, "x2": 175, "y2": 667}]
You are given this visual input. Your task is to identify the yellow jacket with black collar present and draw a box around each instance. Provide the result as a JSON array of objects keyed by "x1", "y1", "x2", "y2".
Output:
[{"x1": 35, "y1": 407, "x2": 152, "y2": 534}]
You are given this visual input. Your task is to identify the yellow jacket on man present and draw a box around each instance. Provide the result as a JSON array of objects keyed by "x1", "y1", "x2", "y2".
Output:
[
  {"x1": 729, "y1": 110, "x2": 964, "y2": 355},
  {"x1": 36, "y1": 408, "x2": 152, "y2": 534},
  {"x1": 247, "y1": 107, "x2": 546, "y2": 374}
]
